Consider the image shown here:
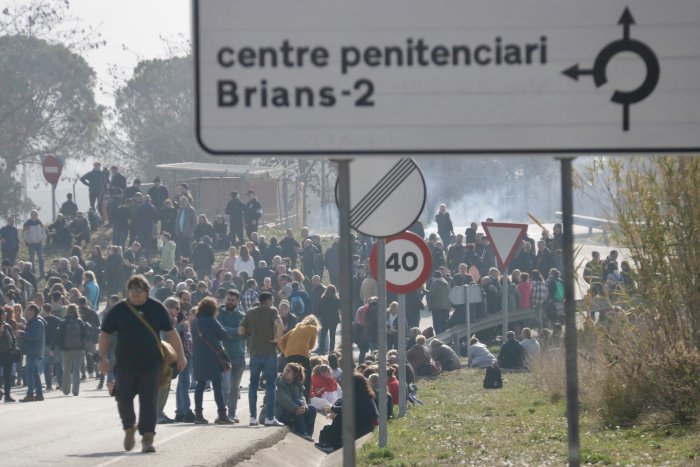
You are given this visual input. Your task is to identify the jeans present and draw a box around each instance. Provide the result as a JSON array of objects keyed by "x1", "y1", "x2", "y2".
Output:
[
  {"x1": 115, "y1": 364, "x2": 160, "y2": 435},
  {"x1": 175, "y1": 357, "x2": 193, "y2": 416},
  {"x1": 25, "y1": 355, "x2": 43, "y2": 397},
  {"x1": 195, "y1": 377, "x2": 225, "y2": 412},
  {"x1": 221, "y1": 357, "x2": 246, "y2": 418},
  {"x1": 27, "y1": 243, "x2": 44, "y2": 278},
  {"x1": 318, "y1": 324, "x2": 338, "y2": 354},
  {"x1": 113, "y1": 226, "x2": 128, "y2": 247},
  {"x1": 248, "y1": 355, "x2": 277, "y2": 420},
  {"x1": 432, "y1": 308, "x2": 450, "y2": 335},
  {"x1": 44, "y1": 348, "x2": 63, "y2": 389},
  {"x1": 278, "y1": 404, "x2": 317, "y2": 436},
  {"x1": 62, "y1": 349, "x2": 83, "y2": 395}
]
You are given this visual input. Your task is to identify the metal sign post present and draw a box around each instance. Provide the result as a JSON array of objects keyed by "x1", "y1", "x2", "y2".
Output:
[
  {"x1": 376, "y1": 239, "x2": 388, "y2": 447},
  {"x1": 561, "y1": 157, "x2": 580, "y2": 466},
  {"x1": 501, "y1": 271, "x2": 509, "y2": 339},
  {"x1": 334, "y1": 158, "x2": 356, "y2": 467},
  {"x1": 397, "y1": 293, "x2": 407, "y2": 417}
]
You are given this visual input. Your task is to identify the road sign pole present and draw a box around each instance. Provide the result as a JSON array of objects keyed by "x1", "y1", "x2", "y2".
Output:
[
  {"x1": 398, "y1": 293, "x2": 407, "y2": 417},
  {"x1": 465, "y1": 286, "x2": 471, "y2": 346},
  {"x1": 502, "y1": 270, "x2": 509, "y2": 339},
  {"x1": 334, "y1": 158, "x2": 356, "y2": 467},
  {"x1": 51, "y1": 184, "x2": 57, "y2": 222},
  {"x1": 561, "y1": 157, "x2": 580, "y2": 467},
  {"x1": 377, "y1": 238, "x2": 388, "y2": 448}
]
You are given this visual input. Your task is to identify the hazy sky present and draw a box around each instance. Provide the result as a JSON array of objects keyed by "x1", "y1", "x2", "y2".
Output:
[{"x1": 69, "y1": 0, "x2": 191, "y2": 104}]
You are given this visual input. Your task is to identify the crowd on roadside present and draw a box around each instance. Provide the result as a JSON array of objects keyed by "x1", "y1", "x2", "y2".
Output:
[{"x1": 0, "y1": 169, "x2": 637, "y2": 453}]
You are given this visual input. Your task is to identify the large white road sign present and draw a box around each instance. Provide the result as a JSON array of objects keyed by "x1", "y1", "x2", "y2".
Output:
[{"x1": 194, "y1": 0, "x2": 700, "y2": 155}]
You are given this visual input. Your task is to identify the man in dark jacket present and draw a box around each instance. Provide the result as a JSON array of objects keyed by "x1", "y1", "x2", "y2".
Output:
[
  {"x1": 192, "y1": 236, "x2": 215, "y2": 280},
  {"x1": 0, "y1": 218, "x2": 20, "y2": 265},
  {"x1": 244, "y1": 190, "x2": 262, "y2": 240},
  {"x1": 174, "y1": 197, "x2": 197, "y2": 260},
  {"x1": 135, "y1": 194, "x2": 158, "y2": 253},
  {"x1": 80, "y1": 162, "x2": 107, "y2": 210},
  {"x1": 146, "y1": 177, "x2": 169, "y2": 210},
  {"x1": 41, "y1": 304, "x2": 63, "y2": 392},
  {"x1": 225, "y1": 191, "x2": 246, "y2": 246},
  {"x1": 60, "y1": 193, "x2": 79, "y2": 220},
  {"x1": 497, "y1": 331, "x2": 524, "y2": 369},
  {"x1": 300, "y1": 239, "x2": 317, "y2": 279},
  {"x1": 69, "y1": 212, "x2": 91, "y2": 247},
  {"x1": 20, "y1": 304, "x2": 46, "y2": 402}
]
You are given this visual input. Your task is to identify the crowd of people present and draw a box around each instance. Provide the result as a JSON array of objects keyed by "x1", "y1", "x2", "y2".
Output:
[{"x1": 0, "y1": 174, "x2": 633, "y2": 454}]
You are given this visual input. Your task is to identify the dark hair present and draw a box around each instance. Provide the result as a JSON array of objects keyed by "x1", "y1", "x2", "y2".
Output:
[
  {"x1": 196, "y1": 297, "x2": 218, "y2": 317},
  {"x1": 354, "y1": 372, "x2": 375, "y2": 399},
  {"x1": 258, "y1": 291, "x2": 273, "y2": 304},
  {"x1": 226, "y1": 289, "x2": 240, "y2": 298},
  {"x1": 322, "y1": 285, "x2": 338, "y2": 299},
  {"x1": 328, "y1": 352, "x2": 340, "y2": 369}
]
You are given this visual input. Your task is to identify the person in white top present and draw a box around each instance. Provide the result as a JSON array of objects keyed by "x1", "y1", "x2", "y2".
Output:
[
  {"x1": 467, "y1": 337, "x2": 497, "y2": 368},
  {"x1": 519, "y1": 327, "x2": 541, "y2": 369},
  {"x1": 234, "y1": 245, "x2": 255, "y2": 278}
]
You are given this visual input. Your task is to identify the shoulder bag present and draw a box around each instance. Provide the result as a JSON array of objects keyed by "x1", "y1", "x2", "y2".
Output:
[
  {"x1": 125, "y1": 301, "x2": 178, "y2": 389},
  {"x1": 193, "y1": 319, "x2": 231, "y2": 373}
]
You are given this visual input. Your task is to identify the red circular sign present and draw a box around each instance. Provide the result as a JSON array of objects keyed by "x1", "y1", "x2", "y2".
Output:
[
  {"x1": 369, "y1": 231, "x2": 432, "y2": 294},
  {"x1": 42, "y1": 155, "x2": 63, "y2": 185}
]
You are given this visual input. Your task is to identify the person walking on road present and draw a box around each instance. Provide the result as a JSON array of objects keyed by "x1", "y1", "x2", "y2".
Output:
[
  {"x1": 238, "y1": 291, "x2": 284, "y2": 427},
  {"x1": 53, "y1": 304, "x2": 87, "y2": 396},
  {"x1": 191, "y1": 297, "x2": 234, "y2": 425},
  {"x1": 99, "y1": 275, "x2": 187, "y2": 453},
  {"x1": 20, "y1": 304, "x2": 46, "y2": 402}
]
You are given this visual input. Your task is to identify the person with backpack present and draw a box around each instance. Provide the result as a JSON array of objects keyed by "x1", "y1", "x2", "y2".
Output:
[
  {"x1": 544, "y1": 268, "x2": 565, "y2": 325},
  {"x1": 288, "y1": 281, "x2": 310, "y2": 319},
  {"x1": 53, "y1": 304, "x2": 87, "y2": 396}
]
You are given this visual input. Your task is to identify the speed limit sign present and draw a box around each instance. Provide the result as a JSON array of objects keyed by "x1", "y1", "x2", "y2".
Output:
[{"x1": 369, "y1": 231, "x2": 432, "y2": 294}]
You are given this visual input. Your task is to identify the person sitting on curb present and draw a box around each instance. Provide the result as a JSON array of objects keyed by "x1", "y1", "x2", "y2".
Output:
[{"x1": 275, "y1": 362, "x2": 317, "y2": 441}]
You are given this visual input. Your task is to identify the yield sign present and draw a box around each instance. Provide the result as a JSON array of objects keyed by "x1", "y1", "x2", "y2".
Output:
[{"x1": 481, "y1": 222, "x2": 528, "y2": 270}]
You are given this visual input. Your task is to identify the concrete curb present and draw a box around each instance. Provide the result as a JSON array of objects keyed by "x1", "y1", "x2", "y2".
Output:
[{"x1": 221, "y1": 427, "x2": 291, "y2": 466}]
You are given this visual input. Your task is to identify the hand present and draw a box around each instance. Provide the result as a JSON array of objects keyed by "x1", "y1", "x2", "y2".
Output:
[
  {"x1": 99, "y1": 358, "x2": 110, "y2": 376},
  {"x1": 295, "y1": 406, "x2": 306, "y2": 415},
  {"x1": 177, "y1": 355, "x2": 187, "y2": 372}
]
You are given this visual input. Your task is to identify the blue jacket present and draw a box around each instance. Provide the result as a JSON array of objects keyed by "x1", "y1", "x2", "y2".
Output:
[
  {"x1": 216, "y1": 305, "x2": 246, "y2": 359},
  {"x1": 23, "y1": 315, "x2": 46, "y2": 357},
  {"x1": 84, "y1": 280, "x2": 100, "y2": 310},
  {"x1": 191, "y1": 316, "x2": 230, "y2": 381}
]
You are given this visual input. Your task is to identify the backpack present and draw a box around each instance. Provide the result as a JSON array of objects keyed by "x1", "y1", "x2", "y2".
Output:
[
  {"x1": 554, "y1": 279, "x2": 565, "y2": 302},
  {"x1": 290, "y1": 295, "x2": 305, "y2": 317},
  {"x1": 483, "y1": 364, "x2": 503, "y2": 389},
  {"x1": 0, "y1": 324, "x2": 13, "y2": 353},
  {"x1": 63, "y1": 318, "x2": 83, "y2": 349}
]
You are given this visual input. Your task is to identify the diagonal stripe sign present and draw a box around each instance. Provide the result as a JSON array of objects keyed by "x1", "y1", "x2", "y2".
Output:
[
  {"x1": 481, "y1": 222, "x2": 529, "y2": 270},
  {"x1": 336, "y1": 157, "x2": 426, "y2": 238}
]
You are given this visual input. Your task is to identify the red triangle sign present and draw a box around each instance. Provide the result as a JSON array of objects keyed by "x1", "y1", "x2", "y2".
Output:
[{"x1": 481, "y1": 222, "x2": 529, "y2": 270}]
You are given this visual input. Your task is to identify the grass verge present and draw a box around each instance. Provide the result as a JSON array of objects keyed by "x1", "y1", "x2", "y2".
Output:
[{"x1": 357, "y1": 367, "x2": 700, "y2": 466}]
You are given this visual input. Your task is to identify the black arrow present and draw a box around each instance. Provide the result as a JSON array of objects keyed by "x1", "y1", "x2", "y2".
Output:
[
  {"x1": 618, "y1": 7, "x2": 635, "y2": 40},
  {"x1": 562, "y1": 64, "x2": 594, "y2": 81}
]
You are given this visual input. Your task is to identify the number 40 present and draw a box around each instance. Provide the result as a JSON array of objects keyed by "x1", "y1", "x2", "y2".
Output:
[{"x1": 386, "y1": 252, "x2": 418, "y2": 272}]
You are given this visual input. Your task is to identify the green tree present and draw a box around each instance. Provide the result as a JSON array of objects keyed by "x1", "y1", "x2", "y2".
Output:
[
  {"x1": 0, "y1": 35, "x2": 102, "y2": 174},
  {"x1": 115, "y1": 56, "x2": 211, "y2": 175},
  {"x1": 588, "y1": 156, "x2": 700, "y2": 424}
]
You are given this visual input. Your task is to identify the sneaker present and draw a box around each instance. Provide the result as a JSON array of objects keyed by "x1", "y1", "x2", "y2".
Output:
[
  {"x1": 215, "y1": 416, "x2": 234, "y2": 425},
  {"x1": 249, "y1": 417, "x2": 259, "y2": 426},
  {"x1": 4, "y1": 397, "x2": 16, "y2": 403},
  {"x1": 299, "y1": 433, "x2": 314, "y2": 441},
  {"x1": 44, "y1": 387, "x2": 52, "y2": 392},
  {"x1": 35, "y1": 394, "x2": 45, "y2": 401},
  {"x1": 123, "y1": 426, "x2": 137, "y2": 451},
  {"x1": 174, "y1": 413, "x2": 184, "y2": 423},
  {"x1": 182, "y1": 412, "x2": 196, "y2": 423},
  {"x1": 228, "y1": 415, "x2": 240, "y2": 423},
  {"x1": 96, "y1": 382, "x2": 104, "y2": 390},
  {"x1": 157, "y1": 415, "x2": 175, "y2": 424},
  {"x1": 264, "y1": 417, "x2": 284, "y2": 427},
  {"x1": 19, "y1": 395, "x2": 35, "y2": 403}
]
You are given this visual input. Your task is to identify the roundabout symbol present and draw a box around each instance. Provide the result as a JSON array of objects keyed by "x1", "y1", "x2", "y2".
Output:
[{"x1": 563, "y1": 7, "x2": 660, "y2": 132}]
